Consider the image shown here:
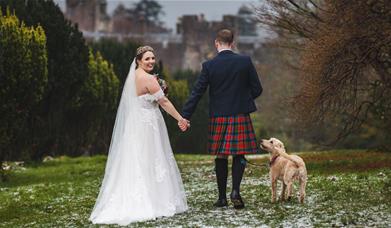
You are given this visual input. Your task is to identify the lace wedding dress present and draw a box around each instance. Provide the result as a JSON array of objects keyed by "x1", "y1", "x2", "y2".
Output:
[{"x1": 89, "y1": 59, "x2": 188, "y2": 225}]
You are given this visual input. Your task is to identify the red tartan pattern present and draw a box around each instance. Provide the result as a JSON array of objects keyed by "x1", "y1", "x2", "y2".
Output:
[{"x1": 208, "y1": 114, "x2": 259, "y2": 155}]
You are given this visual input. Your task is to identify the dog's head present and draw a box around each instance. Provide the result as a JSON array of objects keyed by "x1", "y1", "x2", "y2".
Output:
[{"x1": 260, "y1": 138, "x2": 286, "y2": 154}]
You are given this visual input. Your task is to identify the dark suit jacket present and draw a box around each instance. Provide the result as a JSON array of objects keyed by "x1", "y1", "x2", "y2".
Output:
[{"x1": 182, "y1": 50, "x2": 262, "y2": 119}]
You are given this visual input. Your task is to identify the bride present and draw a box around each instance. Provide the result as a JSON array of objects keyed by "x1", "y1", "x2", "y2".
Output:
[{"x1": 89, "y1": 46, "x2": 188, "y2": 225}]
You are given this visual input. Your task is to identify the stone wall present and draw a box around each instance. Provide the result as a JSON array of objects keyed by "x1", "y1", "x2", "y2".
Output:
[{"x1": 63, "y1": 0, "x2": 264, "y2": 73}]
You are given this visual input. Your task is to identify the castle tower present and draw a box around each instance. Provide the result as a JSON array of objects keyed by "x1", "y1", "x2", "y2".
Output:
[{"x1": 65, "y1": 0, "x2": 110, "y2": 32}]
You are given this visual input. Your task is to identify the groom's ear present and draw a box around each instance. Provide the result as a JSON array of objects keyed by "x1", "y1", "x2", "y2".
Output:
[{"x1": 230, "y1": 41, "x2": 235, "y2": 49}]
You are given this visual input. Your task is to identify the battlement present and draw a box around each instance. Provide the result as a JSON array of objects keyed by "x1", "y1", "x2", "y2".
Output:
[{"x1": 64, "y1": 0, "x2": 265, "y2": 72}]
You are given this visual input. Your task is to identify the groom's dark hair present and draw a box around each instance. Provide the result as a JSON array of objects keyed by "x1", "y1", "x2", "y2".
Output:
[{"x1": 216, "y1": 29, "x2": 234, "y2": 44}]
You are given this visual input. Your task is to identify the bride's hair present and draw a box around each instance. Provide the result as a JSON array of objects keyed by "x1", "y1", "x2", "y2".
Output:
[{"x1": 135, "y1": 46, "x2": 154, "y2": 68}]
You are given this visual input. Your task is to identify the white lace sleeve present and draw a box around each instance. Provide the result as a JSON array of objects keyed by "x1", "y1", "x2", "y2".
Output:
[{"x1": 152, "y1": 89, "x2": 165, "y2": 101}]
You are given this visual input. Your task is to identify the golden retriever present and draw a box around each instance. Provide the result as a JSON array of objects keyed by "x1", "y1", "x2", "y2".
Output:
[{"x1": 260, "y1": 138, "x2": 307, "y2": 203}]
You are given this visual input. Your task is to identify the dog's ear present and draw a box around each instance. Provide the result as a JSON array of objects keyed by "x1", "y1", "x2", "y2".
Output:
[{"x1": 276, "y1": 142, "x2": 286, "y2": 152}]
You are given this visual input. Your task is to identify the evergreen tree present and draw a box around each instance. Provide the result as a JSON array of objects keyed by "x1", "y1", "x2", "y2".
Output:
[
  {"x1": 133, "y1": 0, "x2": 164, "y2": 25},
  {"x1": 77, "y1": 50, "x2": 119, "y2": 155},
  {"x1": 90, "y1": 39, "x2": 139, "y2": 90},
  {"x1": 170, "y1": 70, "x2": 209, "y2": 154},
  {"x1": 0, "y1": 11, "x2": 47, "y2": 180},
  {"x1": 0, "y1": 0, "x2": 90, "y2": 158}
]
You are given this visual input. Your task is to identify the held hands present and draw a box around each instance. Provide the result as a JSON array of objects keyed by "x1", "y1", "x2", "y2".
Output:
[{"x1": 178, "y1": 118, "x2": 190, "y2": 132}]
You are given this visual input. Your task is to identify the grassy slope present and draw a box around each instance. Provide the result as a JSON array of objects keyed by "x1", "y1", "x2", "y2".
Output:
[{"x1": 0, "y1": 150, "x2": 390, "y2": 227}]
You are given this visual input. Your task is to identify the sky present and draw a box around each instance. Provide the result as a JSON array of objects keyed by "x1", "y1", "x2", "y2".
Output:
[{"x1": 54, "y1": 0, "x2": 261, "y2": 31}]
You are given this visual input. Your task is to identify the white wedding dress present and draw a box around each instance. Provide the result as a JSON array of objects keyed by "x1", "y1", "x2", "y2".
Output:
[{"x1": 89, "y1": 59, "x2": 188, "y2": 225}]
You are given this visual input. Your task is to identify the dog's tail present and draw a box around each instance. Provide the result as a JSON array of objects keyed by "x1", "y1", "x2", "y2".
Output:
[{"x1": 276, "y1": 149, "x2": 304, "y2": 167}]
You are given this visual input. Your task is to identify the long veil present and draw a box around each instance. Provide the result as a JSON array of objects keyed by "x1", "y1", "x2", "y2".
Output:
[
  {"x1": 89, "y1": 58, "x2": 141, "y2": 220},
  {"x1": 89, "y1": 58, "x2": 187, "y2": 224}
]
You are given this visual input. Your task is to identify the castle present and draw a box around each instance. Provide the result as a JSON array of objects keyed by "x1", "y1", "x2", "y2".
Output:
[{"x1": 64, "y1": 0, "x2": 265, "y2": 72}]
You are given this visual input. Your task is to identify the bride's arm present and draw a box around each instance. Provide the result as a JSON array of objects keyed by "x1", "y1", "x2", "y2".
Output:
[
  {"x1": 146, "y1": 76, "x2": 188, "y2": 126},
  {"x1": 158, "y1": 97, "x2": 182, "y2": 121},
  {"x1": 159, "y1": 97, "x2": 189, "y2": 131}
]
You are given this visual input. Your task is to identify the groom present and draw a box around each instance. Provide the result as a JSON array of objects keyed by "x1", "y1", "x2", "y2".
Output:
[{"x1": 182, "y1": 29, "x2": 263, "y2": 209}]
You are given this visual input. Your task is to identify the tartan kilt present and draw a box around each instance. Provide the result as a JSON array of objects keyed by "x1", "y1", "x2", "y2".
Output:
[{"x1": 208, "y1": 114, "x2": 259, "y2": 155}]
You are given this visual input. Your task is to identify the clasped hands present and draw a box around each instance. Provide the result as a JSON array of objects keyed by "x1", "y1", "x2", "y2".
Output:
[{"x1": 178, "y1": 118, "x2": 190, "y2": 132}]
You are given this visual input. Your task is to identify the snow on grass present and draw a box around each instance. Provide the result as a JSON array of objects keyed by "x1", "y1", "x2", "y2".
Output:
[{"x1": 0, "y1": 152, "x2": 390, "y2": 227}]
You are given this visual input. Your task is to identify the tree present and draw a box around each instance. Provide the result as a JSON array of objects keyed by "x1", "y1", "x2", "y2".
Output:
[
  {"x1": 90, "y1": 39, "x2": 139, "y2": 90},
  {"x1": 162, "y1": 77, "x2": 190, "y2": 152},
  {"x1": 237, "y1": 5, "x2": 257, "y2": 36},
  {"x1": 169, "y1": 70, "x2": 210, "y2": 154},
  {"x1": 256, "y1": 0, "x2": 391, "y2": 147},
  {"x1": 0, "y1": 11, "x2": 47, "y2": 181},
  {"x1": 1, "y1": 0, "x2": 90, "y2": 158},
  {"x1": 133, "y1": 0, "x2": 164, "y2": 25},
  {"x1": 91, "y1": 39, "x2": 148, "y2": 154},
  {"x1": 74, "y1": 50, "x2": 120, "y2": 155}
]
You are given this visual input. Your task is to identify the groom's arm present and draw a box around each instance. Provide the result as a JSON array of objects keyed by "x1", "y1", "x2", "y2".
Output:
[
  {"x1": 248, "y1": 57, "x2": 263, "y2": 99},
  {"x1": 182, "y1": 62, "x2": 209, "y2": 120}
]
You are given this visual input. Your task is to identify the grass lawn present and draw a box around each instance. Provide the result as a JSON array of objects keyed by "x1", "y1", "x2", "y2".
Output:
[{"x1": 1, "y1": 150, "x2": 390, "y2": 227}]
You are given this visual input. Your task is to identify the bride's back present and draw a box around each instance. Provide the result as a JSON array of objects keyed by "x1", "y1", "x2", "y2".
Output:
[{"x1": 135, "y1": 69, "x2": 151, "y2": 96}]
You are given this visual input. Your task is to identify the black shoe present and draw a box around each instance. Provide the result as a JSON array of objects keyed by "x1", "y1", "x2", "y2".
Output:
[
  {"x1": 230, "y1": 190, "x2": 245, "y2": 209},
  {"x1": 213, "y1": 198, "x2": 228, "y2": 207}
]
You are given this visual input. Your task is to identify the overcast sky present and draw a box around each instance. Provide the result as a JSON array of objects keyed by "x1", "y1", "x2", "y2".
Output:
[{"x1": 54, "y1": 0, "x2": 261, "y2": 31}]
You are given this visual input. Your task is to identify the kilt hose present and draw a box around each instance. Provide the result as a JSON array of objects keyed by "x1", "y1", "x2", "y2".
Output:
[{"x1": 208, "y1": 114, "x2": 259, "y2": 156}]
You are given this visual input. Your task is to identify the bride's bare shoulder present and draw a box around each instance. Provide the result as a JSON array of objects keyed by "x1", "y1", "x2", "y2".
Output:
[{"x1": 136, "y1": 69, "x2": 154, "y2": 79}]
